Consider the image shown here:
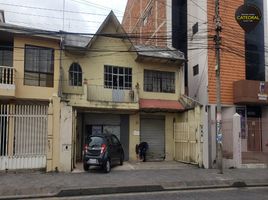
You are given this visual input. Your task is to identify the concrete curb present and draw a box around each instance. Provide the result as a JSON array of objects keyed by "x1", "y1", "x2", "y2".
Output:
[{"x1": 1, "y1": 181, "x2": 268, "y2": 200}]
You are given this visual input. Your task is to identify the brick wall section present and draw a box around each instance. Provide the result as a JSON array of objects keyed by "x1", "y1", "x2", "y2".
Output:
[
  {"x1": 122, "y1": 0, "x2": 167, "y2": 46},
  {"x1": 207, "y1": 0, "x2": 245, "y2": 105}
]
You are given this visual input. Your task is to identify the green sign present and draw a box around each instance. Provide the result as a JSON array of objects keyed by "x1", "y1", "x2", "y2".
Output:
[{"x1": 235, "y1": 4, "x2": 262, "y2": 32}]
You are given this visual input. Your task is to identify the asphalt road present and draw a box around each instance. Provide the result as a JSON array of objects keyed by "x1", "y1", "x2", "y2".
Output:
[{"x1": 32, "y1": 187, "x2": 268, "y2": 200}]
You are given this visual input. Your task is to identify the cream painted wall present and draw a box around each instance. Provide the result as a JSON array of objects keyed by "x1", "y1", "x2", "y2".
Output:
[
  {"x1": 165, "y1": 113, "x2": 175, "y2": 160},
  {"x1": 62, "y1": 21, "x2": 182, "y2": 104},
  {"x1": 13, "y1": 36, "x2": 60, "y2": 100},
  {"x1": 129, "y1": 113, "x2": 140, "y2": 161},
  {"x1": 59, "y1": 102, "x2": 73, "y2": 172}
]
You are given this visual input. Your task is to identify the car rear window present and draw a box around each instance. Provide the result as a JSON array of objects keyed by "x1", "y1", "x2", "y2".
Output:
[{"x1": 88, "y1": 136, "x2": 104, "y2": 146}]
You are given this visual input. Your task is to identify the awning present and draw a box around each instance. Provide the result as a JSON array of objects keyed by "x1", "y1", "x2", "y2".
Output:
[{"x1": 139, "y1": 99, "x2": 185, "y2": 112}]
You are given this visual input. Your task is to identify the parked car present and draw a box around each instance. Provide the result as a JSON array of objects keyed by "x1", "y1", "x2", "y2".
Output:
[{"x1": 83, "y1": 133, "x2": 124, "y2": 173}]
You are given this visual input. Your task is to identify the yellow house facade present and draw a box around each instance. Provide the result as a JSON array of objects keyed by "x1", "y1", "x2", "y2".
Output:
[{"x1": 59, "y1": 12, "x2": 187, "y2": 172}]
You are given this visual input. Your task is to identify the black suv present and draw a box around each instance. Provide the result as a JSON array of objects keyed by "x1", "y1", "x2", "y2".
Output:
[{"x1": 83, "y1": 133, "x2": 124, "y2": 173}]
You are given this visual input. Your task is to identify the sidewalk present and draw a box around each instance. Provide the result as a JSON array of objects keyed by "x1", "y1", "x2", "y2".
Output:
[{"x1": 0, "y1": 161, "x2": 267, "y2": 199}]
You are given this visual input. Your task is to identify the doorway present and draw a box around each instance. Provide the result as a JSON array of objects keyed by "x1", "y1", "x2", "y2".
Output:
[{"x1": 247, "y1": 106, "x2": 262, "y2": 152}]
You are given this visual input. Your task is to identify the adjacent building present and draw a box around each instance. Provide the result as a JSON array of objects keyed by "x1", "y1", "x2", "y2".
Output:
[{"x1": 123, "y1": 0, "x2": 268, "y2": 168}]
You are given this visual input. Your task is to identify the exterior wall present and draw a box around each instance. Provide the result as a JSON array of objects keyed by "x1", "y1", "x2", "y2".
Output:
[
  {"x1": 63, "y1": 22, "x2": 182, "y2": 107},
  {"x1": 59, "y1": 103, "x2": 73, "y2": 172},
  {"x1": 187, "y1": 0, "x2": 209, "y2": 168},
  {"x1": 13, "y1": 36, "x2": 60, "y2": 100},
  {"x1": 129, "y1": 113, "x2": 140, "y2": 160},
  {"x1": 187, "y1": 0, "x2": 208, "y2": 105},
  {"x1": 47, "y1": 96, "x2": 61, "y2": 172},
  {"x1": 122, "y1": 0, "x2": 167, "y2": 46},
  {"x1": 165, "y1": 113, "x2": 175, "y2": 160},
  {"x1": 207, "y1": 0, "x2": 245, "y2": 105}
]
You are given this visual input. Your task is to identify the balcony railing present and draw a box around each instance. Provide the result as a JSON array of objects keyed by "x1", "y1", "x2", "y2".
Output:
[
  {"x1": 0, "y1": 66, "x2": 15, "y2": 85},
  {"x1": 87, "y1": 85, "x2": 138, "y2": 103}
]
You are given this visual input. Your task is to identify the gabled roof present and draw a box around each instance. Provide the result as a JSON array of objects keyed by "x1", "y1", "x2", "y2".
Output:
[{"x1": 86, "y1": 10, "x2": 130, "y2": 49}]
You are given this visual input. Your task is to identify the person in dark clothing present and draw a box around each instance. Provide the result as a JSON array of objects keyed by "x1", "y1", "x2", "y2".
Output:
[
  {"x1": 138, "y1": 142, "x2": 149, "y2": 162},
  {"x1": 135, "y1": 144, "x2": 139, "y2": 160}
]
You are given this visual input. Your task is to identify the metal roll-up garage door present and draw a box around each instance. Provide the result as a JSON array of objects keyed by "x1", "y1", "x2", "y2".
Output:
[{"x1": 140, "y1": 115, "x2": 165, "y2": 161}]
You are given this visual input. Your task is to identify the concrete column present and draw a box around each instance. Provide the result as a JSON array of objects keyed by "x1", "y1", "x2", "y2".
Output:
[
  {"x1": 129, "y1": 113, "x2": 140, "y2": 161},
  {"x1": 47, "y1": 95, "x2": 61, "y2": 172},
  {"x1": 233, "y1": 113, "x2": 242, "y2": 168},
  {"x1": 47, "y1": 100, "x2": 53, "y2": 172},
  {"x1": 59, "y1": 102, "x2": 73, "y2": 172}
]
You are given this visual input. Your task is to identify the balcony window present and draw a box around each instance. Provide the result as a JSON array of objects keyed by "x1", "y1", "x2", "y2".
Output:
[
  {"x1": 104, "y1": 65, "x2": 132, "y2": 90},
  {"x1": 24, "y1": 45, "x2": 54, "y2": 87},
  {"x1": 144, "y1": 70, "x2": 175, "y2": 93},
  {"x1": 69, "y1": 62, "x2": 82, "y2": 86}
]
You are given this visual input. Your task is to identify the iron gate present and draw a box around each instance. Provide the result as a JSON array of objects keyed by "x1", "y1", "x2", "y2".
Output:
[{"x1": 0, "y1": 104, "x2": 48, "y2": 170}]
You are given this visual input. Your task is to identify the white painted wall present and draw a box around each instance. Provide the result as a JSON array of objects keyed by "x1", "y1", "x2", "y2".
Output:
[
  {"x1": 166, "y1": 0, "x2": 172, "y2": 48},
  {"x1": 59, "y1": 103, "x2": 73, "y2": 172},
  {"x1": 187, "y1": 0, "x2": 209, "y2": 168}
]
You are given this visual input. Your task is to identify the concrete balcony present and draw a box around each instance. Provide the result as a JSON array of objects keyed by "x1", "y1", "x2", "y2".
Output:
[
  {"x1": 66, "y1": 84, "x2": 139, "y2": 110},
  {"x1": 234, "y1": 80, "x2": 268, "y2": 105},
  {"x1": 87, "y1": 85, "x2": 138, "y2": 103},
  {"x1": 0, "y1": 66, "x2": 16, "y2": 98}
]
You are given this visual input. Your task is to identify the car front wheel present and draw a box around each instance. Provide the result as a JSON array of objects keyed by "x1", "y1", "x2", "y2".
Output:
[{"x1": 103, "y1": 159, "x2": 111, "y2": 173}]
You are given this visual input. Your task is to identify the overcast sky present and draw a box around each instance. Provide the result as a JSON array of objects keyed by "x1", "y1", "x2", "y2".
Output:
[{"x1": 0, "y1": 0, "x2": 127, "y2": 33}]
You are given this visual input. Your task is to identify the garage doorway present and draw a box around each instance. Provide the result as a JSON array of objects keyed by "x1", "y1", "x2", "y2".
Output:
[{"x1": 140, "y1": 115, "x2": 165, "y2": 161}]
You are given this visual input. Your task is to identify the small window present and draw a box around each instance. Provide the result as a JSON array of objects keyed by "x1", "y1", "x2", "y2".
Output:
[
  {"x1": 192, "y1": 22, "x2": 198, "y2": 35},
  {"x1": 69, "y1": 63, "x2": 82, "y2": 86},
  {"x1": 193, "y1": 65, "x2": 199, "y2": 76}
]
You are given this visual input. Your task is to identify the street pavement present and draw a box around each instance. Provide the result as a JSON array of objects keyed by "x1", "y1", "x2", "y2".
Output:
[{"x1": 0, "y1": 161, "x2": 268, "y2": 199}]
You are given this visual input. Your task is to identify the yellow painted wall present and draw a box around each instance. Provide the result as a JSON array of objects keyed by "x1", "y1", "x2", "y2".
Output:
[
  {"x1": 129, "y1": 113, "x2": 140, "y2": 161},
  {"x1": 13, "y1": 36, "x2": 60, "y2": 100},
  {"x1": 62, "y1": 20, "x2": 182, "y2": 104}
]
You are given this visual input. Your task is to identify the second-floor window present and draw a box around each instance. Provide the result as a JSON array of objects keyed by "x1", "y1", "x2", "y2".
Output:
[
  {"x1": 104, "y1": 65, "x2": 132, "y2": 90},
  {"x1": 144, "y1": 70, "x2": 175, "y2": 93},
  {"x1": 69, "y1": 62, "x2": 82, "y2": 86},
  {"x1": 24, "y1": 45, "x2": 54, "y2": 87}
]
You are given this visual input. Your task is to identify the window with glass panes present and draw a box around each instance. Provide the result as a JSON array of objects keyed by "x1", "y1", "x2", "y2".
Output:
[
  {"x1": 69, "y1": 63, "x2": 82, "y2": 86},
  {"x1": 24, "y1": 45, "x2": 54, "y2": 87},
  {"x1": 104, "y1": 65, "x2": 132, "y2": 90},
  {"x1": 144, "y1": 70, "x2": 175, "y2": 93}
]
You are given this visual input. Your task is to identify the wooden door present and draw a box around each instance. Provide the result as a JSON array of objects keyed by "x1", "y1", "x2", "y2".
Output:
[{"x1": 247, "y1": 118, "x2": 262, "y2": 152}]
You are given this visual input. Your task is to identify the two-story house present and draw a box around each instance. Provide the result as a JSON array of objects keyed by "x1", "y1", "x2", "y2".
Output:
[
  {"x1": 59, "y1": 11, "x2": 188, "y2": 171},
  {"x1": 0, "y1": 22, "x2": 61, "y2": 171}
]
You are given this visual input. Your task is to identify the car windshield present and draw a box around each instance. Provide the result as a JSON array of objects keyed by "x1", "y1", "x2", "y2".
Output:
[{"x1": 88, "y1": 136, "x2": 104, "y2": 147}]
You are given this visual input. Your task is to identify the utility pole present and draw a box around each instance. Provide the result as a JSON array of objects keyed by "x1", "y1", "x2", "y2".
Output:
[{"x1": 214, "y1": 0, "x2": 223, "y2": 174}]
